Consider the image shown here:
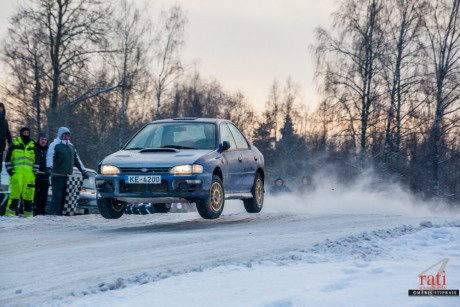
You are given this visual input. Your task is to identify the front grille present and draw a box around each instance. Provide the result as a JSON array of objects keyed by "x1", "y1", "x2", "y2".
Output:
[
  {"x1": 120, "y1": 180, "x2": 169, "y2": 194},
  {"x1": 120, "y1": 167, "x2": 171, "y2": 174}
]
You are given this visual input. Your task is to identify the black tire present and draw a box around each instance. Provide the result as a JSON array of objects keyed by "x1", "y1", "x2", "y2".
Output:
[
  {"x1": 195, "y1": 175, "x2": 225, "y2": 219},
  {"x1": 97, "y1": 197, "x2": 126, "y2": 219},
  {"x1": 153, "y1": 203, "x2": 171, "y2": 213},
  {"x1": 243, "y1": 173, "x2": 264, "y2": 213}
]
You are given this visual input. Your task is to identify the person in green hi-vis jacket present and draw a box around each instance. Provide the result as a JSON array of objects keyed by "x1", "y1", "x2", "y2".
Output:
[{"x1": 4, "y1": 127, "x2": 38, "y2": 217}]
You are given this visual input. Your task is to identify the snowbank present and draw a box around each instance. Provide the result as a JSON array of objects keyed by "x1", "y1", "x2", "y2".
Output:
[{"x1": 58, "y1": 222, "x2": 460, "y2": 307}]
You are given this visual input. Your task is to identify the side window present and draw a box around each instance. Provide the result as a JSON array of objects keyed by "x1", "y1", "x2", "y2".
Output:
[
  {"x1": 228, "y1": 124, "x2": 249, "y2": 149},
  {"x1": 219, "y1": 124, "x2": 237, "y2": 151}
]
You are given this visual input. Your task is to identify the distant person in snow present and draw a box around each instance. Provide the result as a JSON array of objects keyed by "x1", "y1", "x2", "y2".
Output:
[
  {"x1": 46, "y1": 127, "x2": 88, "y2": 215},
  {"x1": 297, "y1": 175, "x2": 314, "y2": 194},
  {"x1": 34, "y1": 133, "x2": 49, "y2": 215},
  {"x1": 4, "y1": 127, "x2": 38, "y2": 217},
  {"x1": 0, "y1": 102, "x2": 13, "y2": 178},
  {"x1": 268, "y1": 176, "x2": 292, "y2": 196}
]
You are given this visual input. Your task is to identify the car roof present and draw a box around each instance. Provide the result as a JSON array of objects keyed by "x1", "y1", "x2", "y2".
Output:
[{"x1": 150, "y1": 118, "x2": 232, "y2": 125}]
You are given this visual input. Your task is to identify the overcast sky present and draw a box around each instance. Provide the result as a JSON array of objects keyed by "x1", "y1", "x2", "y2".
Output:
[{"x1": 0, "y1": 0, "x2": 336, "y2": 112}]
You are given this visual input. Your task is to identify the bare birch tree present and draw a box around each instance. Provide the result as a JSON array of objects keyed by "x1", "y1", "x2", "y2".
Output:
[
  {"x1": 314, "y1": 0, "x2": 386, "y2": 166},
  {"x1": 380, "y1": 0, "x2": 426, "y2": 167},
  {"x1": 108, "y1": 0, "x2": 153, "y2": 146},
  {"x1": 10, "y1": 0, "x2": 120, "y2": 132},
  {"x1": 2, "y1": 11, "x2": 48, "y2": 132},
  {"x1": 422, "y1": 0, "x2": 460, "y2": 197},
  {"x1": 153, "y1": 5, "x2": 187, "y2": 119}
]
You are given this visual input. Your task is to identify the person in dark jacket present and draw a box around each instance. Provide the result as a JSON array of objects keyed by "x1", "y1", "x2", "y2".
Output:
[
  {"x1": 4, "y1": 127, "x2": 38, "y2": 217},
  {"x1": 34, "y1": 133, "x2": 49, "y2": 215},
  {"x1": 46, "y1": 127, "x2": 87, "y2": 215},
  {"x1": 0, "y1": 102, "x2": 13, "y2": 176},
  {"x1": 268, "y1": 176, "x2": 292, "y2": 196}
]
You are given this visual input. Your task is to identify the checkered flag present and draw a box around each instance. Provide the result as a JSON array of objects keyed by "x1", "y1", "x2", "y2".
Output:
[{"x1": 62, "y1": 175, "x2": 83, "y2": 216}]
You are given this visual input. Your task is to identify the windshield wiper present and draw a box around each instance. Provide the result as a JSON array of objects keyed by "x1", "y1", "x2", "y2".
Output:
[{"x1": 161, "y1": 145, "x2": 196, "y2": 150}]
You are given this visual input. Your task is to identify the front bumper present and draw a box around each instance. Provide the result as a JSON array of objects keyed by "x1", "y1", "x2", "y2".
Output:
[{"x1": 95, "y1": 173, "x2": 212, "y2": 203}]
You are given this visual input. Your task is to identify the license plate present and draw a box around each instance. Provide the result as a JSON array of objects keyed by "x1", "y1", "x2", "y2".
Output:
[{"x1": 126, "y1": 175, "x2": 161, "y2": 184}]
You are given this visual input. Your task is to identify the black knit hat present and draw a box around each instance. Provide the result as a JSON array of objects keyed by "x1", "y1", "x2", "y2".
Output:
[
  {"x1": 20, "y1": 127, "x2": 30, "y2": 136},
  {"x1": 38, "y1": 132, "x2": 47, "y2": 139}
]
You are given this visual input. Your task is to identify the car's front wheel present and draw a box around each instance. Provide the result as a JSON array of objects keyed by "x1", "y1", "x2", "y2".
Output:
[
  {"x1": 243, "y1": 173, "x2": 264, "y2": 213},
  {"x1": 97, "y1": 197, "x2": 126, "y2": 219},
  {"x1": 195, "y1": 175, "x2": 225, "y2": 219}
]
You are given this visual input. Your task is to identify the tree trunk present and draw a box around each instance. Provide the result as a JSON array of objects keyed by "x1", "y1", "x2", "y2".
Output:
[
  {"x1": 48, "y1": 1, "x2": 64, "y2": 133},
  {"x1": 119, "y1": 39, "x2": 129, "y2": 148},
  {"x1": 33, "y1": 53, "x2": 42, "y2": 132}
]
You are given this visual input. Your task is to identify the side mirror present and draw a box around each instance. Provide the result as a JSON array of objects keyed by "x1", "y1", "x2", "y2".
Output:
[{"x1": 221, "y1": 141, "x2": 231, "y2": 151}]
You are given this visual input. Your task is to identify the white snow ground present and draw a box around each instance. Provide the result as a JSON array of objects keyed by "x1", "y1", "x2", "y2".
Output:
[{"x1": 1, "y1": 180, "x2": 460, "y2": 307}]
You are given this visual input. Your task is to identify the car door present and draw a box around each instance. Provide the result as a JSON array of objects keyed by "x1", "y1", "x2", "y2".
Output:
[
  {"x1": 227, "y1": 124, "x2": 256, "y2": 193},
  {"x1": 219, "y1": 124, "x2": 240, "y2": 194}
]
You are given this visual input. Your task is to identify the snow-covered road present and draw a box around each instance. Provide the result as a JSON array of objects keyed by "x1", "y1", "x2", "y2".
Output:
[{"x1": 1, "y1": 194, "x2": 460, "y2": 306}]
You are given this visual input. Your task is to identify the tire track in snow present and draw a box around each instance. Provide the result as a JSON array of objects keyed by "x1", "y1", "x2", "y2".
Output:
[{"x1": 50, "y1": 219, "x2": 460, "y2": 305}]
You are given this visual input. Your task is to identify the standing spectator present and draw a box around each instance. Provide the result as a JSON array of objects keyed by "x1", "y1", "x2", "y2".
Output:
[
  {"x1": 34, "y1": 133, "x2": 49, "y2": 215},
  {"x1": 4, "y1": 127, "x2": 38, "y2": 217},
  {"x1": 46, "y1": 127, "x2": 87, "y2": 215},
  {"x1": 0, "y1": 102, "x2": 13, "y2": 177},
  {"x1": 268, "y1": 176, "x2": 292, "y2": 196},
  {"x1": 297, "y1": 175, "x2": 314, "y2": 194}
]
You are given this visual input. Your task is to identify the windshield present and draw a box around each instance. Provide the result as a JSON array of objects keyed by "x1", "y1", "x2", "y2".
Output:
[{"x1": 124, "y1": 122, "x2": 217, "y2": 150}]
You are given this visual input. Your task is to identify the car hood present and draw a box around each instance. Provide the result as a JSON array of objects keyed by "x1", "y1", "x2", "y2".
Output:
[{"x1": 102, "y1": 149, "x2": 214, "y2": 168}]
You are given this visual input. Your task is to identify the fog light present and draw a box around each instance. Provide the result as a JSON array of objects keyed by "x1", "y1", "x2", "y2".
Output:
[{"x1": 185, "y1": 179, "x2": 202, "y2": 185}]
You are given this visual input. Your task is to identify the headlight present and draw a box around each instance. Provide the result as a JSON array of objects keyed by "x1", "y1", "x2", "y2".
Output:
[
  {"x1": 100, "y1": 165, "x2": 120, "y2": 175},
  {"x1": 170, "y1": 164, "x2": 203, "y2": 175}
]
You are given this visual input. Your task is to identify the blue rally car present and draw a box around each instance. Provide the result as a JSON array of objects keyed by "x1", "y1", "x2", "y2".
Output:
[{"x1": 96, "y1": 118, "x2": 265, "y2": 219}]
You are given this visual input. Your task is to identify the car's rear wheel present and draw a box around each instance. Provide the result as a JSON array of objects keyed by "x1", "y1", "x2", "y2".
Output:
[
  {"x1": 97, "y1": 197, "x2": 126, "y2": 219},
  {"x1": 196, "y1": 175, "x2": 225, "y2": 219},
  {"x1": 153, "y1": 203, "x2": 171, "y2": 213},
  {"x1": 243, "y1": 173, "x2": 264, "y2": 213}
]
